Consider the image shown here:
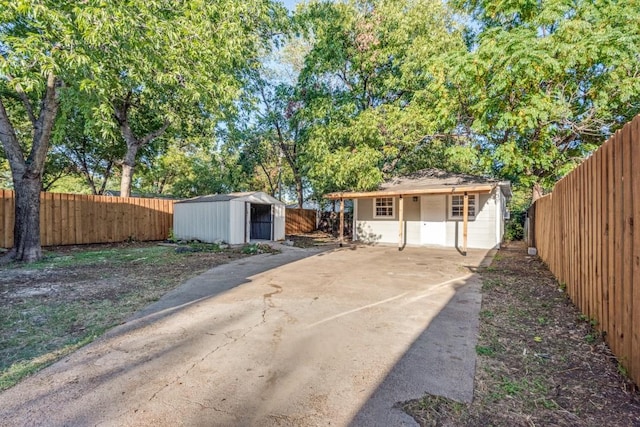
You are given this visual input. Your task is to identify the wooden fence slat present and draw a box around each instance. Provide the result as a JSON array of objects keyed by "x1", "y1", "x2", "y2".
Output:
[
  {"x1": 596, "y1": 147, "x2": 605, "y2": 332},
  {"x1": 55, "y1": 193, "x2": 63, "y2": 245},
  {"x1": 40, "y1": 192, "x2": 47, "y2": 246},
  {"x1": 586, "y1": 158, "x2": 593, "y2": 318},
  {"x1": 592, "y1": 150, "x2": 600, "y2": 324},
  {"x1": 579, "y1": 163, "x2": 585, "y2": 312},
  {"x1": 0, "y1": 190, "x2": 7, "y2": 248},
  {"x1": 598, "y1": 146, "x2": 609, "y2": 331},
  {"x1": 592, "y1": 152, "x2": 598, "y2": 322},
  {"x1": 607, "y1": 136, "x2": 616, "y2": 351},
  {"x1": 613, "y1": 129, "x2": 624, "y2": 356},
  {"x1": 622, "y1": 121, "x2": 633, "y2": 373},
  {"x1": 631, "y1": 116, "x2": 640, "y2": 383}
]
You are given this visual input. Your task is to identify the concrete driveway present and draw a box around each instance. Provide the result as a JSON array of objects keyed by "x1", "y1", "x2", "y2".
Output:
[{"x1": 0, "y1": 244, "x2": 492, "y2": 427}]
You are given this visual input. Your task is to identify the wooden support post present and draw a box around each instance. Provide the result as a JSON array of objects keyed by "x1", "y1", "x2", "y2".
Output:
[
  {"x1": 339, "y1": 198, "x2": 344, "y2": 246},
  {"x1": 398, "y1": 195, "x2": 404, "y2": 250},
  {"x1": 463, "y1": 192, "x2": 469, "y2": 255}
]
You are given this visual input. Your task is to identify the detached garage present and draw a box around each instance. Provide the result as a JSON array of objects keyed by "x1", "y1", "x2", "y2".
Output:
[{"x1": 173, "y1": 192, "x2": 285, "y2": 244}]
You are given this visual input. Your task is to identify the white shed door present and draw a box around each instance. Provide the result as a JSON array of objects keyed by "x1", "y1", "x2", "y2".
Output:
[{"x1": 420, "y1": 195, "x2": 447, "y2": 246}]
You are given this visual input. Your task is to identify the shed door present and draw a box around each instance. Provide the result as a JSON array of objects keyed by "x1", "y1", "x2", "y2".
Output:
[{"x1": 250, "y1": 203, "x2": 272, "y2": 240}]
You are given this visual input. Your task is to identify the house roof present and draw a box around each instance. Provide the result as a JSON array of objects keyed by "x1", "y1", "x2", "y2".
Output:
[
  {"x1": 324, "y1": 169, "x2": 511, "y2": 199},
  {"x1": 176, "y1": 191, "x2": 284, "y2": 205}
]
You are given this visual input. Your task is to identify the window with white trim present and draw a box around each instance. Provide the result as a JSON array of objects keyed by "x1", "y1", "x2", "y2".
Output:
[
  {"x1": 374, "y1": 197, "x2": 395, "y2": 218},
  {"x1": 449, "y1": 194, "x2": 477, "y2": 220}
]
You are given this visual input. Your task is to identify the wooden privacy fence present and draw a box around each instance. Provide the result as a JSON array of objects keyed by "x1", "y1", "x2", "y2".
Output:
[
  {"x1": 0, "y1": 190, "x2": 174, "y2": 248},
  {"x1": 531, "y1": 115, "x2": 640, "y2": 386},
  {"x1": 285, "y1": 208, "x2": 317, "y2": 234}
]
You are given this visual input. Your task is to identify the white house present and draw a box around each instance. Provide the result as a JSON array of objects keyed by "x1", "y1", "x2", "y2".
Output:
[
  {"x1": 173, "y1": 192, "x2": 285, "y2": 244},
  {"x1": 325, "y1": 169, "x2": 511, "y2": 251}
]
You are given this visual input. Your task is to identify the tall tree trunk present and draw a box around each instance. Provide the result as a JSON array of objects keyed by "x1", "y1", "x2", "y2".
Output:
[
  {"x1": 13, "y1": 176, "x2": 42, "y2": 261},
  {"x1": 0, "y1": 73, "x2": 60, "y2": 262},
  {"x1": 295, "y1": 174, "x2": 304, "y2": 208},
  {"x1": 114, "y1": 93, "x2": 170, "y2": 198},
  {"x1": 120, "y1": 143, "x2": 139, "y2": 198}
]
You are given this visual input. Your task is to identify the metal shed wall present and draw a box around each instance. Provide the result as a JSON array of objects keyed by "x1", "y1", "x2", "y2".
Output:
[
  {"x1": 228, "y1": 200, "x2": 247, "y2": 244},
  {"x1": 273, "y1": 203, "x2": 285, "y2": 241},
  {"x1": 173, "y1": 200, "x2": 230, "y2": 243}
]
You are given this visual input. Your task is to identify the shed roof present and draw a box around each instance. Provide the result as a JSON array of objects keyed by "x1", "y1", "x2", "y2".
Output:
[
  {"x1": 176, "y1": 191, "x2": 284, "y2": 205},
  {"x1": 325, "y1": 169, "x2": 511, "y2": 199}
]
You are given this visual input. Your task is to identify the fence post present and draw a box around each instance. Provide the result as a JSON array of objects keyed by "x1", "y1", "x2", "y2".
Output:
[{"x1": 526, "y1": 203, "x2": 536, "y2": 248}]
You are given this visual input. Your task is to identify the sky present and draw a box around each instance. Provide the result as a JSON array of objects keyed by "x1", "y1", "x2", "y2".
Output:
[{"x1": 282, "y1": 0, "x2": 301, "y2": 11}]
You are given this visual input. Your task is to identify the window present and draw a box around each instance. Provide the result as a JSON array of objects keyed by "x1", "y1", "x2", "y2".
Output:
[
  {"x1": 450, "y1": 194, "x2": 477, "y2": 219},
  {"x1": 374, "y1": 197, "x2": 395, "y2": 218}
]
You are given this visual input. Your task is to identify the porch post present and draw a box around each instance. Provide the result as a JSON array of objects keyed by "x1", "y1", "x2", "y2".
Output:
[
  {"x1": 463, "y1": 192, "x2": 468, "y2": 255},
  {"x1": 339, "y1": 198, "x2": 345, "y2": 246},
  {"x1": 398, "y1": 195, "x2": 404, "y2": 250}
]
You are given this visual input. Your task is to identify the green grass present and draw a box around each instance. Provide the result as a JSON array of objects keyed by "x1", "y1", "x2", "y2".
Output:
[
  {"x1": 0, "y1": 242, "x2": 235, "y2": 391},
  {"x1": 9, "y1": 243, "x2": 223, "y2": 271},
  {"x1": 6, "y1": 246, "x2": 165, "y2": 270},
  {"x1": 0, "y1": 293, "x2": 164, "y2": 391},
  {"x1": 0, "y1": 337, "x2": 96, "y2": 391},
  {"x1": 476, "y1": 345, "x2": 496, "y2": 356},
  {"x1": 0, "y1": 298, "x2": 111, "y2": 390}
]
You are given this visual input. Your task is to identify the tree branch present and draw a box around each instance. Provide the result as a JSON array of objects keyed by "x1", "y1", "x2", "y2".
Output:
[
  {"x1": 0, "y1": 97, "x2": 26, "y2": 179},
  {"x1": 140, "y1": 120, "x2": 170, "y2": 146},
  {"x1": 5, "y1": 75, "x2": 37, "y2": 127},
  {"x1": 28, "y1": 73, "x2": 62, "y2": 177}
]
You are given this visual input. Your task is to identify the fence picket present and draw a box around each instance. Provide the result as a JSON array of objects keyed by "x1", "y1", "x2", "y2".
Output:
[
  {"x1": 631, "y1": 116, "x2": 640, "y2": 380},
  {"x1": 622, "y1": 123, "x2": 633, "y2": 371}
]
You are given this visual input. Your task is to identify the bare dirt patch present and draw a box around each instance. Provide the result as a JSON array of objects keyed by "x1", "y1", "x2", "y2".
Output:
[
  {"x1": 0, "y1": 241, "x2": 250, "y2": 390},
  {"x1": 403, "y1": 241, "x2": 640, "y2": 427},
  {"x1": 286, "y1": 231, "x2": 342, "y2": 248}
]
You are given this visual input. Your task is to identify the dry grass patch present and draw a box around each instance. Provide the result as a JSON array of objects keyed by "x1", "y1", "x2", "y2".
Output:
[
  {"x1": 0, "y1": 241, "x2": 249, "y2": 391},
  {"x1": 403, "y1": 242, "x2": 640, "y2": 427}
]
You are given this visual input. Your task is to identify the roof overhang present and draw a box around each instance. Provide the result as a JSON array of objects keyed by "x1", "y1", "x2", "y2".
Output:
[{"x1": 324, "y1": 184, "x2": 495, "y2": 200}]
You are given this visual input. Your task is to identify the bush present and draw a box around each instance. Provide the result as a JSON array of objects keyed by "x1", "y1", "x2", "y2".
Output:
[
  {"x1": 504, "y1": 214, "x2": 525, "y2": 241},
  {"x1": 241, "y1": 243, "x2": 279, "y2": 255},
  {"x1": 503, "y1": 187, "x2": 531, "y2": 242}
]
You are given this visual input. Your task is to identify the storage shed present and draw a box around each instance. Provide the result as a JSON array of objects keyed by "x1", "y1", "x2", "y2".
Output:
[{"x1": 173, "y1": 192, "x2": 285, "y2": 244}]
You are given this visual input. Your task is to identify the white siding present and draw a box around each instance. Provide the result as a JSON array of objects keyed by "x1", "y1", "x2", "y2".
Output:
[
  {"x1": 354, "y1": 197, "x2": 420, "y2": 245},
  {"x1": 353, "y1": 188, "x2": 502, "y2": 249},
  {"x1": 173, "y1": 201, "x2": 230, "y2": 243},
  {"x1": 444, "y1": 192, "x2": 498, "y2": 249}
]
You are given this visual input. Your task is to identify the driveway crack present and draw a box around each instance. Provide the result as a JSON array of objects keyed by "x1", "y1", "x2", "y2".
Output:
[
  {"x1": 261, "y1": 283, "x2": 282, "y2": 323},
  {"x1": 149, "y1": 283, "x2": 284, "y2": 402},
  {"x1": 148, "y1": 325, "x2": 258, "y2": 402}
]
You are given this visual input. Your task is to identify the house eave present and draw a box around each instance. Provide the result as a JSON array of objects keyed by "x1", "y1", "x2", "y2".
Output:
[{"x1": 324, "y1": 184, "x2": 495, "y2": 200}]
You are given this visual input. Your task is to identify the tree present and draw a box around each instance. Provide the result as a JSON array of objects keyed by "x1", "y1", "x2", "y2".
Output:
[
  {"x1": 295, "y1": 0, "x2": 469, "y2": 196},
  {"x1": 221, "y1": 34, "x2": 313, "y2": 207},
  {"x1": 0, "y1": 0, "x2": 72, "y2": 261},
  {"x1": 51, "y1": 107, "x2": 124, "y2": 195},
  {"x1": 68, "y1": 0, "x2": 289, "y2": 197},
  {"x1": 450, "y1": 0, "x2": 640, "y2": 198},
  {"x1": 0, "y1": 0, "x2": 287, "y2": 261}
]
